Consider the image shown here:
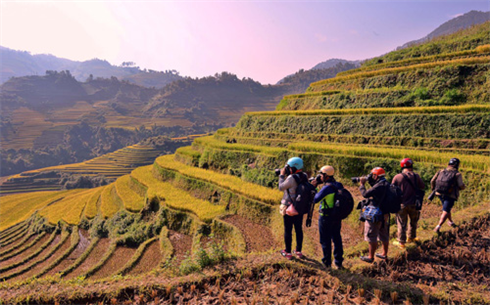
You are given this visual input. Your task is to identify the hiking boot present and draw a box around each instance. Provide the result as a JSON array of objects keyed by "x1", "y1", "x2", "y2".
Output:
[
  {"x1": 321, "y1": 258, "x2": 331, "y2": 269},
  {"x1": 407, "y1": 237, "x2": 420, "y2": 243},
  {"x1": 393, "y1": 240, "x2": 406, "y2": 249},
  {"x1": 334, "y1": 263, "x2": 344, "y2": 270},
  {"x1": 375, "y1": 253, "x2": 387, "y2": 260},
  {"x1": 293, "y1": 250, "x2": 305, "y2": 259},
  {"x1": 280, "y1": 250, "x2": 292, "y2": 260},
  {"x1": 360, "y1": 256, "x2": 373, "y2": 263},
  {"x1": 447, "y1": 221, "x2": 458, "y2": 228}
]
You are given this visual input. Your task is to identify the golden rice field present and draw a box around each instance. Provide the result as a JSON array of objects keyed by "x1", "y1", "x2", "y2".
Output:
[
  {"x1": 156, "y1": 154, "x2": 283, "y2": 205},
  {"x1": 114, "y1": 175, "x2": 144, "y2": 212},
  {"x1": 100, "y1": 184, "x2": 122, "y2": 219},
  {"x1": 38, "y1": 189, "x2": 94, "y2": 225},
  {"x1": 131, "y1": 166, "x2": 225, "y2": 222}
]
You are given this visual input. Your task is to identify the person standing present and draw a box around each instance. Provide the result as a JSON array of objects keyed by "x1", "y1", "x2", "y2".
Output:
[
  {"x1": 431, "y1": 158, "x2": 465, "y2": 233},
  {"x1": 359, "y1": 167, "x2": 390, "y2": 263},
  {"x1": 392, "y1": 158, "x2": 425, "y2": 248},
  {"x1": 278, "y1": 157, "x2": 308, "y2": 260},
  {"x1": 310, "y1": 165, "x2": 344, "y2": 269}
]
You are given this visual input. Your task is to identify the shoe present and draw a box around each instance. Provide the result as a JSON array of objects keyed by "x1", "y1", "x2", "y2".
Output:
[
  {"x1": 393, "y1": 241, "x2": 406, "y2": 249},
  {"x1": 407, "y1": 237, "x2": 420, "y2": 243},
  {"x1": 334, "y1": 263, "x2": 343, "y2": 270},
  {"x1": 434, "y1": 225, "x2": 441, "y2": 233},
  {"x1": 280, "y1": 250, "x2": 292, "y2": 260},
  {"x1": 447, "y1": 221, "x2": 458, "y2": 228},
  {"x1": 375, "y1": 253, "x2": 387, "y2": 260},
  {"x1": 360, "y1": 256, "x2": 373, "y2": 263},
  {"x1": 293, "y1": 250, "x2": 304, "y2": 259},
  {"x1": 321, "y1": 258, "x2": 331, "y2": 269}
]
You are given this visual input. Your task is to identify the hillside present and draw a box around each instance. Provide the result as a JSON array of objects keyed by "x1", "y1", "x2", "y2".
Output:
[
  {"x1": 1, "y1": 22, "x2": 489, "y2": 305},
  {"x1": 398, "y1": 10, "x2": 490, "y2": 49},
  {"x1": 0, "y1": 46, "x2": 183, "y2": 87}
]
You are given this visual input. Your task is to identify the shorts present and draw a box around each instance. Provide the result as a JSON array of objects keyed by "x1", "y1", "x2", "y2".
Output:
[
  {"x1": 364, "y1": 214, "x2": 390, "y2": 243},
  {"x1": 439, "y1": 196, "x2": 455, "y2": 213}
]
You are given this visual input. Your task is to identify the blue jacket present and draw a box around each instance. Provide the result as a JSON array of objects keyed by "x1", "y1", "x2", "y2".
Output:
[{"x1": 314, "y1": 181, "x2": 344, "y2": 216}]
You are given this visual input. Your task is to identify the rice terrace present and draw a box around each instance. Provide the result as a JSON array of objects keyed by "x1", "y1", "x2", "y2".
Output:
[{"x1": 0, "y1": 3, "x2": 489, "y2": 305}]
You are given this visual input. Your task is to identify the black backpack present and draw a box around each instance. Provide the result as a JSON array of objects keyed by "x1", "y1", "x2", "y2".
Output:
[
  {"x1": 326, "y1": 184, "x2": 354, "y2": 220},
  {"x1": 289, "y1": 173, "x2": 316, "y2": 215},
  {"x1": 380, "y1": 182, "x2": 403, "y2": 214},
  {"x1": 435, "y1": 169, "x2": 458, "y2": 195}
]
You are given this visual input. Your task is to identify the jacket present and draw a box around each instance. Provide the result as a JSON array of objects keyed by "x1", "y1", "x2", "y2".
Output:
[
  {"x1": 278, "y1": 172, "x2": 308, "y2": 205},
  {"x1": 314, "y1": 180, "x2": 344, "y2": 217},
  {"x1": 392, "y1": 170, "x2": 425, "y2": 206},
  {"x1": 359, "y1": 177, "x2": 389, "y2": 214}
]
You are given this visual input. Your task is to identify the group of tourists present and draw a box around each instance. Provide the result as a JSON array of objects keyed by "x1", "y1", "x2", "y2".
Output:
[{"x1": 278, "y1": 156, "x2": 465, "y2": 268}]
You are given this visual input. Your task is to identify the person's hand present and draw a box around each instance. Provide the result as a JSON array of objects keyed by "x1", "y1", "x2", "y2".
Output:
[
  {"x1": 360, "y1": 176, "x2": 367, "y2": 185},
  {"x1": 311, "y1": 179, "x2": 318, "y2": 187},
  {"x1": 280, "y1": 167, "x2": 286, "y2": 176},
  {"x1": 306, "y1": 218, "x2": 312, "y2": 227}
]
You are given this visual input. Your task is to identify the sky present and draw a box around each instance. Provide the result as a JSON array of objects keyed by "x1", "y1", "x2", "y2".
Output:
[{"x1": 1, "y1": 0, "x2": 489, "y2": 84}]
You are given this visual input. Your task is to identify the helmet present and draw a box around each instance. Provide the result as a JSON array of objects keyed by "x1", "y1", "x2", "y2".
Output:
[
  {"x1": 448, "y1": 158, "x2": 460, "y2": 168},
  {"x1": 400, "y1": 158, "x2": 413, "y2": 168},
  {"x1": 287, "y1": 157, "x2": 303, "y2": 170},
  {"x1": 371, "y1": 167, "x2": 386, "y2": 176},
  {"x1": 319, "y1": 165, "x2": 335, "y2": 176}
]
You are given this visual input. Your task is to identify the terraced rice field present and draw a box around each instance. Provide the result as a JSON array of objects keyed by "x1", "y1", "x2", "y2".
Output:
[{"x1": 0, "y1": 23, "x2": 489, "y2": 304}]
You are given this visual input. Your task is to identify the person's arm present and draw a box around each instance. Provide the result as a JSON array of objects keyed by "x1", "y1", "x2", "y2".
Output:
[
  {"x1": 314, "y1": 184, "x2": 334, "y2": 203},
  {"x1": 430, "y1": 171, "x2": 440, "y2": 190},
  {"x1": 359, "y1": 183, "x2": 377, "y2": 198},
  {"x1": 456, "y1": 173, "x2": 466, "y2": 190},
  {"x1": 278, "y1": 175, "x2": 295, "y2": 192}
]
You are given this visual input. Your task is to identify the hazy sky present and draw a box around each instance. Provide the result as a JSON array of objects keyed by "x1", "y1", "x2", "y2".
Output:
[{"x1": 1, "y1": 0, "x2": 489, "y2": 84}]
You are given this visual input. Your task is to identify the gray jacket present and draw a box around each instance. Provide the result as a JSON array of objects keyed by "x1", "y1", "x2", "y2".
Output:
[{"x1": 278, "y1": 172, "x2": 307, "y2": 205}]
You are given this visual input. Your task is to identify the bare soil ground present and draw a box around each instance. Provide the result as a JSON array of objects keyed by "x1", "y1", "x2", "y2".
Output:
[
  {"x1": 65, "y1": 238, "x2": 110, "y2": 280},
  {"x1": 44, "y1": 229, "x2": 91, "y2": 277},
  {"x1": 14, "y1": 234, "x2": 71, "y2": 282},
  {"x1": 90, "y1": 246, "x2": 136, "y2": 280},
  {"x1": 3, "y1": 234, "x2": 62, "y2": 282},
  {"x1": 222, "y1": 215, "x2": 278, "y2": 252},
  {"x1": 363, "y1": 214, "x2": 490, "y2": 303},
  {"x1": 0, "y1": 226, "x2": 27, "y2": 245},
  {"x1": 168, "y1": 231, "x2": 192, "y2": 266},
  {"x1": 0, "y1": 234, "x2": 52, "y2": 272},
  {"x1": 128, "y1": 239, "x2": 162, "y2": 276}
]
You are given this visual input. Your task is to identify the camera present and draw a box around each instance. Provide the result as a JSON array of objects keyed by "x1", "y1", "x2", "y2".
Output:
[
  {"x1": 351, "y1": 177, "x2": 362, "y2": 183},
  {"x1": 275, "y1": 164, "x2": 291, "y2": 176},
  {"x1": 309, "y1": 174, "x2": 322, "y2": 184},
  {"x1": 351, "y1": 173, "x2": 373, "y2": 184}
]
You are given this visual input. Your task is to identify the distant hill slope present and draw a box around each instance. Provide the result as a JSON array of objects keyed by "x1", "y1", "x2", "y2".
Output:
[
  {"x1": 310, "y1": 58, "x2": 362, "y2": 70},
  {"x1": 0, "y1": 46, "x2": 183, "y2": 87},
  {"x1": 398, "y1": 10, "x2": 490, "y2": 49}
]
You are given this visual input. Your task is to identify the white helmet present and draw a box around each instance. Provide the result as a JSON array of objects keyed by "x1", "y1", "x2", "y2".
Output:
[{"x1": 319, "y1": 165, "x2": 335, "y2": 176}]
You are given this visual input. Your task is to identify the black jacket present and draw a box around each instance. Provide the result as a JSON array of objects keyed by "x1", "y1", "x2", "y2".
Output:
[{"x1": 359, "y1": 177, "x2": 389, "y2": 210}]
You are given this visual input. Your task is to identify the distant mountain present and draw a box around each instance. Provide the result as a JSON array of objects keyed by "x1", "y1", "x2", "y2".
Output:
[
  {"x1": 310, "y1": 58, "x2": 362, "y2": 70},
  {"x1": 0, "y1": 46, "x2": 183, "y2": 87},
  {"x1": 398, "y1": 10, "x2": 490, "y2": 49}
]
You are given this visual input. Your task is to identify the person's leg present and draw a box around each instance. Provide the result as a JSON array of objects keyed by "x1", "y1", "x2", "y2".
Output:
[
  {"x1": 319, "y1": 216, "x2": 332, "y2": 266},
  {"x1": 283, "y1": 215, "x2": 293, "y2": 253},
  {"x1": 379, "y1": 214, "x2": 390, "y2": 257},
  {"x1": 368, "y1": 242, "x2": 377, "y2": 260},
  {"x1": 293, "y1": 214, "x2": 304, "y2": 252},
  {"x1": 437, "y1": 197, "x2": 454, "y2": 228},
  {"x1": 396, "y1": 207, "x2": 408, "y2": 243},
  {"x1": 332, "y1": 220, "x2": 343, "y2": 267},
  {"x1": 363, "y1": 221, "x2": 379, "y2": 261},
  {"x1": 407, "y1": 206, "x2": 420, "y2": 240}
]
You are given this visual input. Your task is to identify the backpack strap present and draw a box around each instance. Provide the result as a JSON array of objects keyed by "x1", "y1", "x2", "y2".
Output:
[
  {"x1": 286, "y1": 173, "x2": 304, "y2": 205},
  {"x1": 401, "y1": 173, "x2": 419, "y2": 191}
]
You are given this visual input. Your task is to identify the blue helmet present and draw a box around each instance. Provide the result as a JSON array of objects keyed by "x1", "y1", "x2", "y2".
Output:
[{"x1": 287, "y1": 157, "x2": 303, "y2": 170}]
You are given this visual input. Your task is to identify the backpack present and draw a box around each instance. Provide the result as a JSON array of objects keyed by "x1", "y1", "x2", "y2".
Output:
[
  {"x1": 324, "y1": 184, "x2": 354, "y2": 220},
  {"x1": 380, "y1": 182, "x2": 403, "y2": 214},
  {"x1": 362, "y1": 204, "x2": 383, "y2": 223},
  {"x1": 288, "y1": 173, "x2": 316, "y2": 215},
  {"x1": 402, "y1": 173, "x2": 425, "y2": 210},
  {"x1": 435, "y1": 169, "x2": 458, "y2": 195}
]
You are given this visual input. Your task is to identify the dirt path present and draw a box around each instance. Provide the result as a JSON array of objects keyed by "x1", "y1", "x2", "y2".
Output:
[
  {"x1": 168, "y1": 231, "x2": 192, "y2": 266},
  {"x1": 0, "y1": 234, "x2": 51, "y2": 271},
  {"x1": 44, "y1": 230, "x2": 90, "y2": 277},
  {"x1": 90, "y1": 246, "x2": 136, "y2": 280},
  {"x1": 223, "y1": 215, "x2": 278, "y2": 252},
  {"x1": 128, "y1": 239, "x2": 162, "y2": 276},
  {"x1": 65, "y1": 238, "x2": 110, "y2": 280}
]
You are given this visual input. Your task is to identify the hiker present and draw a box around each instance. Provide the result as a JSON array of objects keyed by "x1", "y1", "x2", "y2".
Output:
[
  {"x1": 431, "y1": 158, "x2": 465, "y2": 233},
  {"x1": 358, "y1": 167, "x2": 390, "y2": 263},
  {"x1": 310, "y1": 165, "x2": 345, "y2": 269},
  {"x1": 278, "y1": 157, "x2": 311, "y2": 260},
  {"x1": 392, "y1": 158, "x2": 425, "y2": 248}
]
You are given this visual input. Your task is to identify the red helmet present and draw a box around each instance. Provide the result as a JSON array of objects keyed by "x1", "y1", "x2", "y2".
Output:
[
  {"x1": 400, "y1": 158, "x2": 413, "y2": 168},
  {"x1": 371, "y1": 167, "x2": 386, "y2": 176}
]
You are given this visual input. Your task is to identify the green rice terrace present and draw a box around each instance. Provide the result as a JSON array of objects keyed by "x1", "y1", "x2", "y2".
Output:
[{"x1": 0, "y1": 23, "x2": 489, "y2": 304}]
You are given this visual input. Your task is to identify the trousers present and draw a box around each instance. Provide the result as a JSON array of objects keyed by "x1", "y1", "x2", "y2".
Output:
[
  {"x1": 283, "y1": 214, "x2": 303, "y2": 253},
  {"x1": 319, "y1": 216, "x2": 343, "y2": 267},
  {"x1": 396, "y1": 204, "x2": 420, "y2": 243}
]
